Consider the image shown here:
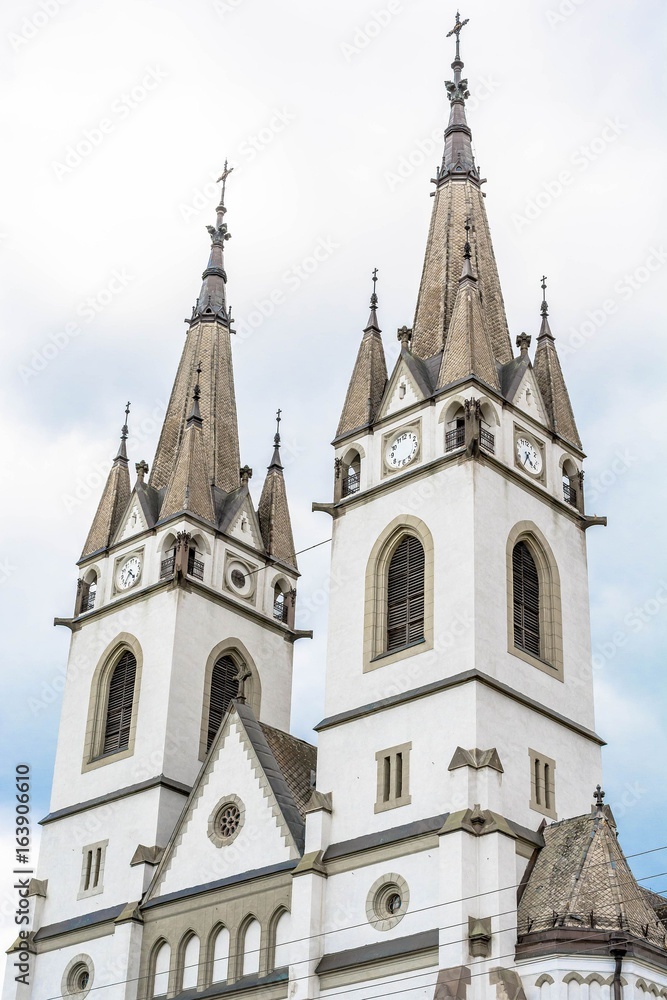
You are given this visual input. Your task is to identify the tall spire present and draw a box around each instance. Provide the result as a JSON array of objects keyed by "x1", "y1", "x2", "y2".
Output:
[
  {"x1": 411, "y1": 13, "x2": 513, "y2": 365},
  {"x1": 533, "y1": 277, "x2": 582, "y2": 449},
  {"x1": 336, "y1": 271, "x2": 388, "y2": 437},
  {"x1": 81, "y1": 404, "x2": 132, "y2": 557},
  {"x1": 150, "y1": 169, "x2": 242, "y2": 496},
  {"x1": 258, "y1": 410, "x2": 297, "y2": 570},
  {"x1": 161, "y1": 372, "x2": 215, "y2": 523}
]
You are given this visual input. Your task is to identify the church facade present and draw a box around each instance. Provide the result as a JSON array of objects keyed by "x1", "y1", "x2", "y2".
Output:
[{"x1": 4, "y1": 17, "x2": 667, "y2": 1000}]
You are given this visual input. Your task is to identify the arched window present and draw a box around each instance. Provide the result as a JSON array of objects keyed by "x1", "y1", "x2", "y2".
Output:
[
  {"x1": 386, "y1": 536, "x2": 425, "y2": 652},
  {"x1": 512, "y1": 541, "x2": 540, "y2": 657},
  {"x1": 241, "y1": 919, "x2": 261, "y2": 978},
  {"x1": 272, "y1": 911, "x2": 291, "y2": 970},
  {"x1": 445, "y1": 404, "x2": 465, "y2": 452},
  {"x1": 273, "y1": 583, "x2": 289, "y2": 624},
  {"x1": 180, "y1": 934, "x2": 199, "y2": 991},
  {"x1": 211, "y1": 926, "x2": 230, "y2": 984},
  {"x1": 206, "y1": 655, "x2": 239, "y2": 752},
  {"x1": 152, "y1": 942, "x2": 170, "y2": 998},
  {"x1": 102, "y1": 651, "x2": 137, "y2": 754},
  {"x1": 342, "y1": 450, "x2": 361, "y2": 497}
]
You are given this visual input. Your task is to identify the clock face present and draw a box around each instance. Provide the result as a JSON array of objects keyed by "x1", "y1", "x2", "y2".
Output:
[
  {"x1": 117, "y1": 555, "x2": 141, "y2": 591},
  {"x1": 516, "y1": 437, "x2": 543, "y2": 476},
  {"x1": 386, "y1": 430, "x2": 419, "y2": 470}
]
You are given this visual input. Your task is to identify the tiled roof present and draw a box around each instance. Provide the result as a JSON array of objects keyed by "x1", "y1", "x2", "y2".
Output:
[
  {"x1": 437, "y1": 273, "x2": 501, "y2": 391},
  {"x1": 533, "y1": 316, "x2": 582, "y2": 449},
  {"x1": 518, "y1": 808, "x2": 666, "y2": 949},
  {"x1": 337, "y1": 316, "x2": 388, "y2": 437},
  {"x1": 259, "y1": 723, "x2": 317, "y2": 820},
  {"x1": 150, "y1": 317, "x2": 241, "y2": 495},
  {"x1": 81, "y1": 457, "x2": 131, "y2": 558}
]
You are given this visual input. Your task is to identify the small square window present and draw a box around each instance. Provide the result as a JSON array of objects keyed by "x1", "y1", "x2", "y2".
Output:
[
  {"x1": 375, "y1": 743, "x2": 412, "y2": 813},
  {"x1": 528, "y1": 749, "x2": 557, "y2": 819},
  {"x1": 78, "y1": 840, "x2": 108, "y2": 899}
]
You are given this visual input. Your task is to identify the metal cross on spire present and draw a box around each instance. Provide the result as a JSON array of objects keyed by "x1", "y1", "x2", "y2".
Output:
[
  {"x1": 447, "y1": 9, "x2": 469, "y2": 61},
  {"x1": 371, "y1": 267, "x2": 379, "y2": 306},
  {"x1": 217, "y1": 159, "x2": 234, "y2": 208},
  {"x1": 541, "y1": 275, "x2": 549, "y2": 318},
  {"x1": 464, "y1": 217, "x2": 472, "y2": 259},
  {"x1": 275, "y1": 408, "x2": 282, "y2": 446}
]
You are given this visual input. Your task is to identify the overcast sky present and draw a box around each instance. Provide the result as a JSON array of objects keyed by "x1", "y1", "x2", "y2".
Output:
[{"x1": 1, "y1": 0, "x2": 666, "y2": 950}]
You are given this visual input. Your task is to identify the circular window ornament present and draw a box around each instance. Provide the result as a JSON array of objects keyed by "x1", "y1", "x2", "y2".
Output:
[
  {"x1": 225, "y1": 560, "x2": 256, "y2": 600},
  {"x1": 208, "y1": 794, "x2": 245, "y2": 848},
  {"x1": 62, "y1": 956, "x2": 94, "y2": 999},
  {"x1": 366, "y1": 873, "x2": 410, "y2": 931}
]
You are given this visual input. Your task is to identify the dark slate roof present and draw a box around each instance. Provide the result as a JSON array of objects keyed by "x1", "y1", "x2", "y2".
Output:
[
  {"x1": 518, "y1": 808, "x2": 667, "y2": 950},
  {"x1": 499, "y1": 354, "x2": 531, "y2": 402},
  {"x1": 136, "y1": 481, "x2": 160, "y2": 527},
  {"x1": 260, "y1": 723, "x2": 317, "y2": 819},
  {"x1": 402, "y1": 349, "x2": 438, "y2": 398},
  {"x1": 642, "y1": 887, "x2": 667, "y2": 929},
  {"x1": 236, "y1": 702, "x2": 316, "y2": 854}
]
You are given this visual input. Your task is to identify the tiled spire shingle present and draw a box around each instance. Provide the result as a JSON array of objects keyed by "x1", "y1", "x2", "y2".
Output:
[
  {"x1": 257, "y1": 412, "x2": 297, "y2": 571},
  {"x1": 533, "y1": 278, "x2": 582, "y2": 449},
  {"x1": 150, "y1": 170, "x2": 241, "y2": 495},
  {"x1": 81, "y1": 404, "x2": 132, "y2": 557},
  {"x1": 437, "y1": 228, "x2": 500, "y2": 391},
  {"x1": 336, "y1": 272, "x2": 388, "y2": 437},
  {"x1": 160, "y1": 371, "x2": 215, "y2": 523}
]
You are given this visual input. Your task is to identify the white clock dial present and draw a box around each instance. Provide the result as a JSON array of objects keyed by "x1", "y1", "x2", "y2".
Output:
[
  {"x1": 386, "y1": 430, "x2": 419, "y2": 469},
  {"x1": 117, "y1": 555, "x2": 141, "y2": 591},
  {"x1": 516, "y1": 437, "x2": 543, "y2": 475}
]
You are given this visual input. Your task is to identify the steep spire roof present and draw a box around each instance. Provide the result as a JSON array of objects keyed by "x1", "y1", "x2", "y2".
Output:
[
  {"x1": 437, "y1": 225, "x2": 500, "y2": 391},
  {"x1": 150, "y1": 168, "x2": 241, "y2": 496},
  {"x1": 518, "y1": 796, "x2": 666, "y2": 949},
  {"x1": 532, "y1": 277, "x2": 582, "y2": 449},
  {"x1": 258, "y1": 411, "x2": 297, "y2": 571},
  {"x1": 336, "y1": 271, "x2": 388, "y2": 438},
  {"x1": 411, "y1": 15, "x2": 513, "y2": 365},
  {"x1": 160, "y1": 369, "x2": 216, "y2": 523},
  {"x1": 81, "y1": 404, "x2": 132, "y2": 557}
]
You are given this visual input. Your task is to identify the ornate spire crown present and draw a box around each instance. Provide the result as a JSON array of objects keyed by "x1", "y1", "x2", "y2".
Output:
[
  {"x1": 440, "y1": 10, "x2": 478, "y2": 182},
  {"x1": 191, "y1": 161, "x2": 234, "y2": 323},
  {"x1": 365, "y1": 268, "x2": 381, "y2": 333}
]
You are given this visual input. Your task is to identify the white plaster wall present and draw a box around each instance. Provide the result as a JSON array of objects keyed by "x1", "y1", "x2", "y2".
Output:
[
  {"x1": 27, "y1": 932, "x2": 131, "y2": 1000},
  {"x1": 35, "y1": 786, "x2": 177, "y2": 928},
  {"x1": 155, "y1": 717, "x2": 294, "y2": 900},
  {"x1": 321, "y1": 849, "x2": 440, "y2": 956}
]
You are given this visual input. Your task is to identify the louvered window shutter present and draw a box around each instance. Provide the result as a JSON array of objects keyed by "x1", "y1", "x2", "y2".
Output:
[
  {"x1": 102, "y1": 651, "x2": 137, "y2": 754},
  {"x1": 513, "y1": 542, "x2": 540, "y2": 656},
  {"x1": 386, "y1": 536, "x2": 425, "y2": 652},
  {"x1": 206, "y1": 655, "x2": 240, "y2": 751}
]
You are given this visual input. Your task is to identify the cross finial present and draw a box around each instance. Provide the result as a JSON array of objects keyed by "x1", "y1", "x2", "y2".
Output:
[
  {"x1": 541, "y1": 275, "x2": 549, "y2": 318},
  {"x1": 135, "y1": 459, "x2": 149, "y2": 482},
  {"x1": 275, "y1": 408, "x2": 282, "y2": 447},
  {"x1": 371, "y1": 267, "x2": 379, "y2": 307},
  {"x1": 447, "y1": 9, "x2": 469, "y2": 61},
  {"x1": 193, "y1": 361, "x2": 202, "y2": 402},
  {"x1": 464, "y1": 217, "x2": 472, "y2": 260},
  {"x1": 593, "y1": 784, "x2": 605, "y2": 810},
  {"x1": 397, "y1": 325, "x2": 413, "y2": 350},
  {"x1": 217, "y1": 159, "x2": 234, "y2": 207}
]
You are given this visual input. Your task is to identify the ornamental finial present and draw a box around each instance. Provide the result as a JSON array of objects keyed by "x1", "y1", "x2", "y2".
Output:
[
  {"x1": 593, "y1": 784, "x2": 605, "y2": 810},
  {"x1": 275, "y1": 408, "x2": 282, "y2": 448},
  {"x1": 541, "y1": 275, "x2": 549, "y2": 318},
  {"x1": 447, "y1": 9, "x2": 469, "y2": 62},
  {"x1": 371, "y1": 267, "x2": 379, "y2": 307},
  {"x1": 464, "y1": 218, "x2": 472, "y2": 260}
]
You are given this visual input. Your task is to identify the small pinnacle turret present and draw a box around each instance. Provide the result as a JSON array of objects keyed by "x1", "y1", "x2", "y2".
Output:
[
  {"x1": 258, "y1": 411, "x2": 297, "y2": 570},
  {"x1": 161, "y1": 374, "x2": 215, "y2": 523},
  {"x1": 150, "y1": 170, "x2": 241, "y2": 495},
  {"x1": 336, "y1": 271, "x2": 388, "y2": 438},
  {"x1": 411, "y1": 13, "x2": 513, "y2": 364},
  {"x1": 533, "y1": 277, "x2": 582, "y2": 449},
  {"x1": 81, "y1": 403, "x2": 132, "y2": 557},
  {"x1": 437, "y1": 226, "x2": 500, "y2": 391}
]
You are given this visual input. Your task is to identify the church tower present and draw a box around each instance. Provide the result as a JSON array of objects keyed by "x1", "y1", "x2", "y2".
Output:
[
  {"x1": 12, "y1": 175, "x2": 302, "y2": 1000},
  {"x1": 6, "y1": 14, "x2": 667, "y2": 1000}
]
